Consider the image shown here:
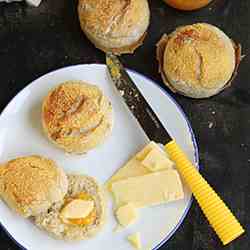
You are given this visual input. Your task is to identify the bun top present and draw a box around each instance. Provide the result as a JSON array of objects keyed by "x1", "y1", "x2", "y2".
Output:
[
  {"x1": 157, "y1": 23, "x2": 240, "y2": 98},
  {"x1": 78, "y1": 0, "x2": 150, "y2": 53},
  {"x1": 42, "y1": 81, "x2": 110, "y2": 142},
  {"x1": 0, "y1": 155, "x2": 68, "y2": 217}
]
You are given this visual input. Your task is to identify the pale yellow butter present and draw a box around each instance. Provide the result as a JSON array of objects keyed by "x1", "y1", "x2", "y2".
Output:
[
  {"x1": 113, "y1": 224, "x2": 123, "y2": 233},
  {"x1": 111, "y1": 170, "x2": 184, "y2": 208},
  {"x1": 106, "y1": 142, "x2": 174, "y2": 190},
  {"x1": 106, "y1": 158, "x2": 150, "y2": 191},
  {"x1": 141, "y1": 148, "x2": 174, "y2": 171},
  {"x1": 135, "y1": 141, "x2": 160, "y2": 161},
  {"x1": 60, "y1": 199, "x2": 94, "y2": 219},
  {"x1": 115, "y1": 203, "x2": 138, "y2": 227},
  {"x1": 127, "y1": 232, "x2": 142, "y2": 249}
]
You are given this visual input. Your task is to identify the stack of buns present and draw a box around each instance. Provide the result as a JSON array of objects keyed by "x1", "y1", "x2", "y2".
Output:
[
  {"x1": 0, "y1": 156, "x2": 106, "y2": 241},
  {"x1": 42, "y1": 81, "x2": 113, "y2": 154}
]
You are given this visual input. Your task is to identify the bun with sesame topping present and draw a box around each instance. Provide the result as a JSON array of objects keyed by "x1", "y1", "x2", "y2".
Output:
[
  {"x1": 0, "y1": 155, "x2": 68, "y2": 218},
  {"x1": 156, "y1": 23, "x2": 242, "y2": 98},
  {"x1": 78, "y1": 0, "x2": 150, "y2": 55},
  {"x1": 42, "y1": 81, "x2": 113, "y2": 154}
]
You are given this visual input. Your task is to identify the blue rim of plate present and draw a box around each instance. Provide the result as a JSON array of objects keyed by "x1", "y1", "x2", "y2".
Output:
[{"x1": 0, "y1": 64, "x2": 199, "y2": 250}]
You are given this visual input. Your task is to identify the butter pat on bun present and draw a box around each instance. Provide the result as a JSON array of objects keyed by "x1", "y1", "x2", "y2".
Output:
[
  {"x1": 78, "y1": 0, "x2": 150, "y2": 55},
  {"x1": 34, "y1": 175, "x2": 106, "y2": 241},
  {"x1": 157, "y1": 23, "x2": 242, "y2": 98}
]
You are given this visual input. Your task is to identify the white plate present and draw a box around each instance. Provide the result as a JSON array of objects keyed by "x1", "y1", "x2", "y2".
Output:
[{"x1": 0, "y1": 64, "x2": 198, "y2": 250}]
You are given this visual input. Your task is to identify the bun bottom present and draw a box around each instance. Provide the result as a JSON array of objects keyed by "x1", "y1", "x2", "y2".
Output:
[
  {"x1": 34, "y1": 175, "x2": 106, "y2": 241},
  {"x1": 85, "y1": 31, "x2": 147, "y2": 55}
]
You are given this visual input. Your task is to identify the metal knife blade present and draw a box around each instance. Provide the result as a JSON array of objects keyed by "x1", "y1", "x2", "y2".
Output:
[{"x1": 106, "y1": 53, "x2": 172, "y2": 144}]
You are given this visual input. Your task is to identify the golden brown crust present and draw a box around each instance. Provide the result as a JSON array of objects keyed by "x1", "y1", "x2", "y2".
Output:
[
  {"x1": 221, "y1": 42, "x2": 242, "y2": 90},
  {"x1": 156, "y1": 23, "x2": 241, "y2": 98},
  {"x1": 78, "y1": 0, "x2": 150, "y2": 54},
  {"x1": 156, "y1": 34, "x2": 177, "y2": 93},
  {"x1": 0, "y1": 156, "x2": 68, "y2": 218},
  {"x1": 42, "y1": 82, "x2": 105, "y2": 136},
  {"x1": 42, "y1": 81, "x2": 113, "y2": 153}
]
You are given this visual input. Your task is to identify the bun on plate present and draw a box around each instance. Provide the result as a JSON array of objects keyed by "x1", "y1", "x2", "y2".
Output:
[
  {"x1": 34, "y1": 175, "x2": 106, "y2": 240},
  {"x1": 0, "y1": 155, "x2": 68, "y2": 218},
  {"x1": 42, "y1": 81, "x2": 113, "y2": 154}
]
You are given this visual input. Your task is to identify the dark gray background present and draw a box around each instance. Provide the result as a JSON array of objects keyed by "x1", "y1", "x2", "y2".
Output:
[{"x1": 0, "y1": 0, "x2": 249, "y2": 249}]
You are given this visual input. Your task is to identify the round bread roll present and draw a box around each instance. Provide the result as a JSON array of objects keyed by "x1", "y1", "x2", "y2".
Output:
[
  {"x1": 0, "y1": 156, "x2": 68, "y2": 218},
  {"x1": 78, "y1": 0, "x2": 150, "y2": 55},
  {"x1": 34, "y1": 175, "x2": 106, "y2": 241},
  {"x1": 42, "y1": 81, "x2": 113, "y2": 154},
  {"x1": 156, "y1": 23, "x2": 242, "y2": 98}
]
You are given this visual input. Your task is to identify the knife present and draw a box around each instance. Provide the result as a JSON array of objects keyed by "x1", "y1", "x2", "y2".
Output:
[{"x1": 106, "y1": 53, "x2": 244, "y2": 245}]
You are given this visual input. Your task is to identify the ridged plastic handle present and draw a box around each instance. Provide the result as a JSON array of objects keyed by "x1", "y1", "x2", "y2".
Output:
[{"x1": 165, "y1": 140, "x2": 244, "y2": 245}]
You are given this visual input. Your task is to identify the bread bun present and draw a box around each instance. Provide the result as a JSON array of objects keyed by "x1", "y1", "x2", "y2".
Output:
[
  {"x1": 34, "y1": 174, "x2": 106, "y2": 241},
  {"x1": 42, "y1": 81, "x2": 113, "y2": 154},
  {"x1": 0, "y1": 156, "x2": 68, "y2": 218},
  {"x1": 156, "y1": 23, "x2": 242, "y2": 98},
  {"x1": 78, "y1": 0, "x2": 150, "y2": 55}
]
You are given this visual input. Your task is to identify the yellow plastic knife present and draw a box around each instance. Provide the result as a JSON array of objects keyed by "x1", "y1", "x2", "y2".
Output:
[{"x1": 106, "y1": 53, "x2": 244, "y2": 245}]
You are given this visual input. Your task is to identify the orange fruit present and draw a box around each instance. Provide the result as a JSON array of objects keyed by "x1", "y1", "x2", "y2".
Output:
[{"x1": 164, "y1": 0, "x2": 212, "y2": 11}]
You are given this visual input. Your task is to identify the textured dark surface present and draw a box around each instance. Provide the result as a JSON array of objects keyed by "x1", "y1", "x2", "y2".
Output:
[{"x1": 0, "y1": 0, "x2": 249, "y2": 249}]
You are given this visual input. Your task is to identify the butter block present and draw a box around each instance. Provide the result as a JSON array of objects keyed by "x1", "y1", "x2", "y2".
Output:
[
  {"x1": 111, "y1": 170, "x2": 184, "y2": 208},
  {"x1": 141, "y1": 148, "x2": 174, "y2": 171},
  {"x1": 127, "y1": 232, "x2": 142, "y2": 249},
  {"x1": 116, "y1": 203, "x2": 138, "y2": 227},
  {"x1": 60, "y1": 199, "x2": 94, "y2": 219},
  {"x1": 106, "y1": 142, "x2": 174, "y2": 190},
  {"x1": 106, "y1": 158, "x2": 150, "y2": 191},
  {"x1": 135, "y1": 141, "x2": 160, "y2": 161}
]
